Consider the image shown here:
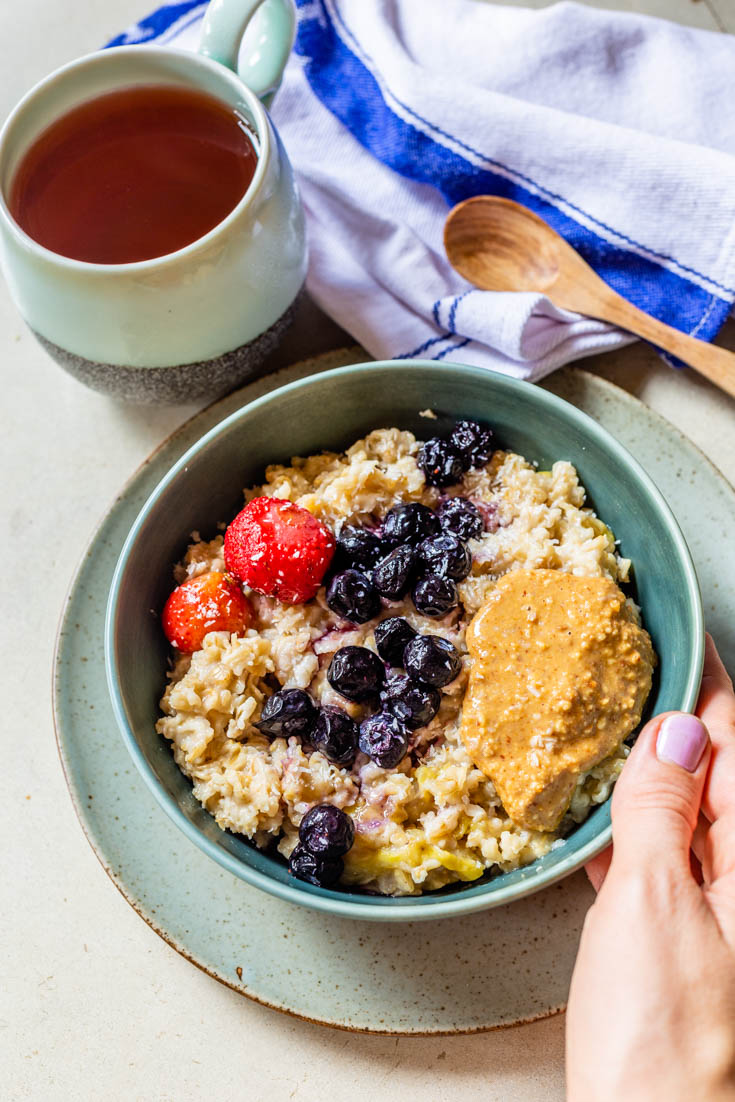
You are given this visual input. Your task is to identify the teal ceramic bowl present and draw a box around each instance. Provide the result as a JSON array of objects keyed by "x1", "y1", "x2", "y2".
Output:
[{"x1": 105, "y1": 361, "x2": 704, "y2": 921}]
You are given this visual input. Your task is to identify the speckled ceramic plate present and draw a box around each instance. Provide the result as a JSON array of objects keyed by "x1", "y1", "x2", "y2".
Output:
[{"x1": 53, "y1": 349, "x2": 735, "y2": 1034}]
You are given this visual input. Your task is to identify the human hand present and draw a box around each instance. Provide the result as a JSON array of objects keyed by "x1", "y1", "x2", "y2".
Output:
[{"x1": 565, "y1": 635, "x2": 735, "y2": 1102}]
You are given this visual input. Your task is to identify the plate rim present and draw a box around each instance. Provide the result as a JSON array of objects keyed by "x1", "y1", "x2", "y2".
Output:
[{"x1": 52, "y1": 354, "x2": 728, "y2": 1032}]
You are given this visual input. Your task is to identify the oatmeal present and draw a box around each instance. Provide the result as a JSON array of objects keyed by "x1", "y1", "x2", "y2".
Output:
[{"x1": 156, "y1": 422, "x2": 652, "y2": 896}]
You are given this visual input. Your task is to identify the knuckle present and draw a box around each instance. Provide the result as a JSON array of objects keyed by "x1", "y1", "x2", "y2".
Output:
[
  {"x1": 714, "y1": 744, "x2": 735, "y2": 784},
  {"x1": 704, "y1": 813, "x2": 735, "y2": 881},
  {"x1": 613, "y1": 773, "x2": 699, "y2": 833},
  {"x1": 701, "y1": 664, "x2": 734, "y2": 696},
  {"x1": 706, "y1": 877, "x2": 735, "y2": 921},
  {"x1": 610, "y1": 861, "x2": 690, "y2": 913}
]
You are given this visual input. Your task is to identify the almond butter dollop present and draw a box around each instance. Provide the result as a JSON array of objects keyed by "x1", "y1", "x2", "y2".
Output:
[{"x1": 460, "y1": 569, "x2": 655, "y2": 832}]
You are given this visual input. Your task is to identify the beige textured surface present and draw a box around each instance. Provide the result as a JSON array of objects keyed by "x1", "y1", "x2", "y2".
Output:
[{"x1": 2, "y1": 1, "x2": 734, "y2": 1100}]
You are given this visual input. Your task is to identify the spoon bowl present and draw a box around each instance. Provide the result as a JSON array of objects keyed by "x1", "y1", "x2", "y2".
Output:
[
  {"x1": 444, "y1": 196, "x2": 562, "y2": 293},
  {"x1": 444, "y1": 195, "x2": 735, "y2": 400}
]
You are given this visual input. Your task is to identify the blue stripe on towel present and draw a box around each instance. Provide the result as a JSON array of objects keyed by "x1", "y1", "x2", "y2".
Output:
[
  {"x1": 395, "y1": 333, "x2": 454, "y2": 359},
  {"x1": 106, "y1": 1, "x2": 208, "y2": 47},
  {"x1": 294, "y1": 0, "x2": 733, "y2": 349},
  {"x1": 447, "y1": 290, "x2": 472, "y2": 335},
  {"x1": 434, "y1": 337, "x2": 471, "y2": 360}
]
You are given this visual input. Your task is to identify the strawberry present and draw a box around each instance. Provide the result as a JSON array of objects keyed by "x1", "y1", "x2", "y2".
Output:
[
  {"x1": 162, "y1": 571, "x2": 253, "y2": 652},
  {"x1": 224, "y1": 496, "x2": 335, "y2": 604}
]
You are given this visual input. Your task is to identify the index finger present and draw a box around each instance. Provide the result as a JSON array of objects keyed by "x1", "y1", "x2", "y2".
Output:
[{"x1": 698, "y1": 634, "x2": 735, "y2": 825}]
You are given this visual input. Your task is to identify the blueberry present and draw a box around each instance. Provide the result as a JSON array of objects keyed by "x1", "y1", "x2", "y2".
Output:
[
  {"x1": 438, "y1": 497, "x2": 484, "y2": 541},
  {"x1": 255, "y1": 688, "x2": 316, "y2": 739},
  {"x1": 327, "y1": 645, "x2": 386, "y2": 702},
  {"x1": 417, "y1": 438, "x2": 466, "y2": 488},
  {"x1": 311, "y1": 707, "x2": 359, "y2": 767},
  {"x1": 380, "y1": 671, "x2": 440, "y2": 730},
  {"x1": 288, "y1": 844, "x2": 343, "y2": 888},
  {"x1": 418, "y1": 533, "x2": 472, "y2": 581},
  {"x1": 372, "y1": 544, "x2": 417, "y2": 599},
  {"x1": 382, "y1": 503, "x2": 440, "y2": 546},
  {"x1": 450, "y1": 419, "x2": 493, "y2": 468},
  {"x1": 373, "y1": 616, "x2": 417, "y2": 666},
  {"x1": 298, "y1": 804, "x2": 355, "y2": 858},
  {"x1": 404, "y1": 634, "x2": 462, "y2": 688},
  {"x1": 336, "y1": 525, "x2": 384, "y2": 570},
  {"x1": 326, "y1": 569, "x2": 381, "y2": 623},
  {"x1": 412, "y1": 575, "x2": 459, "y2": 617},
  {"x1": 358, "y1": 712, "x2": 410, "y2": 769}
]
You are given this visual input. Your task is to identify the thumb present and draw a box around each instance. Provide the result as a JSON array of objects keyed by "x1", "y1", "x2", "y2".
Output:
[{"x1": 609, "y1": 711, "x2": 710, "y2": 875}]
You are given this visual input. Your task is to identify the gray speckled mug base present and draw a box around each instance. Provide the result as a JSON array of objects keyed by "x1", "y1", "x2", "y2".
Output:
[{"x1": 32, "y1": 287, "x2": 304, "y2": 404}]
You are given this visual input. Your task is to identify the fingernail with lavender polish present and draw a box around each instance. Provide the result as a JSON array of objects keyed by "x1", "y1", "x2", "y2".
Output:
[{"x1": 656, "y1": 714, "x2": 708, "y2": 773}]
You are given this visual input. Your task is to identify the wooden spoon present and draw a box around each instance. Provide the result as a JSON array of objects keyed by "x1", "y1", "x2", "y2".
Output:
[{"x1": 444, "y1": 195, "x2": 735, "y2": 400}]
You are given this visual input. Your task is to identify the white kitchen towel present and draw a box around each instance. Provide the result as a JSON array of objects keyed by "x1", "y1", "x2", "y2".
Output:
[{"x1": 108, "y1": 0, "x2": 735, "y2": 379}]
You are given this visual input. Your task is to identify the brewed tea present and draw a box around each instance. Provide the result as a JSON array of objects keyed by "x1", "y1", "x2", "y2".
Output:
[{"x1": 9, "y1": 84, "x2": 258, "y2": 264}]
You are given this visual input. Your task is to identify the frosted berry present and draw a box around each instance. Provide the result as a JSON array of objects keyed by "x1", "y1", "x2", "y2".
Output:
[
  {"x1": 438, "y1": 497, "x2": 484, "y2": 541},
  {"x1": 373, "y1": 616, "x2": 417, "y2": 666},
  {"x1": 412, "y1": 575, "x2": 459, "y2": 617},
  {"x1": 380, "y1": 671, "x2": 440, "y2": 730},
  {"x1": 335, "y1": 525, "x2": 384, "y2": 571},
  {"x1": 327, "y1": 646, "x2": 386, "y2": 702},
  {"x1": 161, "y1": 571, "x2": 252, "y2": 653},
  {"x1": 418, "y1": 533, "x2": 472, "y2": 580},
  {"x1": 298, "y1": 804, "x2": 354, "y2": 858},
  {"x1": 326, "y1": 569, "x2": 381, "y2": 623},
  {"x1": 288, "y1": 844, "x2": 343, "y2": 888},
  {"x1": 224, "y1": 496, "x2": 335, "y2": 605},
  {"x1": 311, "y1": 707, "x2": 359, "y2": 767},
  {"x1": 417, "y1": 438, "x2": 465, "y2": 487},
  {"x1": 372, "y1": 545, "x2": 417, "y2": 600},
  {"x1": 382, "y1": 503, "x2": 440, "y2": 546},
  {"x1": 358, "y1": 712, "x2": 410, "y2": 769},
  {"x1": 404, "y1": 634, "x2": 462, "y2": 688},
  {"x1": 450, "y1": 419, "x2": 493, "y2": 468},
  {"x1": 255, "y1": 688, "x2": 316, "y2": 740}
]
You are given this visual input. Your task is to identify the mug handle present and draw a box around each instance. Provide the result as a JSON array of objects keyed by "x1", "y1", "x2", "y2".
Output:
[{"x1": 199, "y1": 0, "x2": 296, "y2": 107}]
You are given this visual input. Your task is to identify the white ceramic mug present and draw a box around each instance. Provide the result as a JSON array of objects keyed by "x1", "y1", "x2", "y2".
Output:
[{"x1": 0, "y1": 0, "x2": 306, "y2": 403}]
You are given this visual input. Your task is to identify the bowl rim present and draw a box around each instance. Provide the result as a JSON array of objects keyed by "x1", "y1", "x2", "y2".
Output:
[{"x1": 105, "y1": 359, "x2": 704, "y2": 920}]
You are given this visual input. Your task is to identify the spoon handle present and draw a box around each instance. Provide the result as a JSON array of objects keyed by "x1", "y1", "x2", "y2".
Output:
[{"x1": 555, "y1": 281, "x2": 735, "y2": 400}]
